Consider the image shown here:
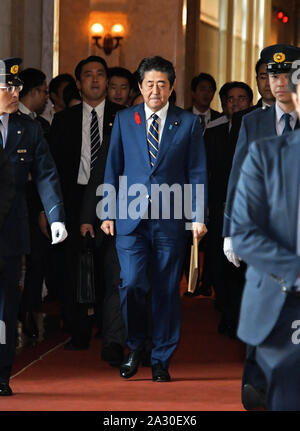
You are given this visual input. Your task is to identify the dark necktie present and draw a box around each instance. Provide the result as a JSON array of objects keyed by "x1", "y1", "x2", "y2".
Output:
[
  {"x1": 282, "y1": 113, "x2": 292, "y2": 135},
  {"x1": 90, "y1": 109, "x2": 101, "y2": 171},
  {"x1": 147, "y1": 113, "x2": 160, "y2": 167},
  {"x1": 199, "y1": 114, "x2": 206, "y2": 129},
  {"x1": 0, "y1": 120, "x2": 3, "y2": 148}
]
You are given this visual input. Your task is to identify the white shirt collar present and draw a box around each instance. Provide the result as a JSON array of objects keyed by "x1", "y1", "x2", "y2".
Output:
[
  {"x1": 83, "y1": 99, "x2": 106, "y2": 117},
  {"x1": 275, "y1": 102, "x2": 297, "y2": 124},
  {"x1": 18, "y1": 102, "x2": 36, "y2": 118},
  {"x1": 0, "y1": 113, "x2": 9, "y2": 130},
  {"x1": 192, "y1": 106, "x2": 210, "y2": 118},
  {"x1": 262, "y1": 100, "x2": 272, "y2": 109},
  {"x1": 144, "y1": 101, "x2": 169, "y2": 121}
]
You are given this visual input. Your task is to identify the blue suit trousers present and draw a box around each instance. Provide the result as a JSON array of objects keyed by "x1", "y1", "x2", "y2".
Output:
[{"x1": 116, "y1": 219, "x2": 186, "y2": 368}]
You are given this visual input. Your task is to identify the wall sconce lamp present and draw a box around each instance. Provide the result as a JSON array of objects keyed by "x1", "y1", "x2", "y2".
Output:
[{"x1": 91, "y1": 23, "x2": 124, "y2": 55}]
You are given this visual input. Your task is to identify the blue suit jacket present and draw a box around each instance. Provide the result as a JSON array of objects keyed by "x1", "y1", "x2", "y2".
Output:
[
  {"x1": 0, "y1": 112, "x2": 65, "y2": 257},
  {"x1": 231, "y1": 129, "x2": 300, "y2": 346},
  {"x1": 102, "y1": 103, "x2": 207, "y2": 236},
  {"x1": 223, "y1": 104, "x2": 278, "y2": 236}
]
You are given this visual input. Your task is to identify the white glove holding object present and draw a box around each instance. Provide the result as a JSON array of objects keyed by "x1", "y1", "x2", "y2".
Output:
[
  {"x1": 223, "y1": 237, "x2": 241, "y2": 267},
  {"x1": 51, "y1": 222, "x2": 68, "y2": 245}
]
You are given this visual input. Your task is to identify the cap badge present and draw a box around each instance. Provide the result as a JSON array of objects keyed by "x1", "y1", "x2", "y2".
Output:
[
  {"x1": 10, "y1": 65, "x2": 19, "y2": 74},
  {"x1": 273, "y1": 52, "x2": 286, "y2": 63}
]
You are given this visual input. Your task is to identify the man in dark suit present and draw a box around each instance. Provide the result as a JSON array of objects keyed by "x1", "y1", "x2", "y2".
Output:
[
  {"x1": 79, "y1": 107, "x2": 126, "y2": 367},
  {"x1": 223, "y1": 44, "x2": 300, "y2": 410},
  {"x1": 231, "y1": 58, "x2": 300, "y2": 410},
  {"x1": 49, "y1": 56, "x2": 124, "y2": 364},
  {"x1": 0, "y1": 57, "x2": 67, "y2": 396},
  {"x1": 48, "y1": 73, "x2": 75, "y2": 121},
  {"x1": 184, "y1": 75, "x2": 224, "y2": 298},
  {"x1": 101, "y1": 56, "x2": 207, "y2": 382},
  {"x1": 204, "y1": 82, "x2": 253, "y2": 335},
  {"x1": 187, "y1": 73, "x2": 221, "y2": 132},
  {"x1": 18, "y1": 67, "x2": 52, "y2": 338}
]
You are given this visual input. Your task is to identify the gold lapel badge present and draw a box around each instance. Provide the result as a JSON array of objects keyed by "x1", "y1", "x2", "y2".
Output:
[
  {"x1": 17, "y1": 149, "x2": 27, "y2": 153},
  {"x1": 273, "y1": 52, "x2": 286, "y2": 63}
]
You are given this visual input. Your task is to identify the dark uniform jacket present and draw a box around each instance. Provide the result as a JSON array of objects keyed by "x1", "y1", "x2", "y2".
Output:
[
  {"x1": 0, "y1": 146, "x2": 15, "y2": 229},
  {"x1": 0, "y1": 112, "x2": 64, "y2": 257}
]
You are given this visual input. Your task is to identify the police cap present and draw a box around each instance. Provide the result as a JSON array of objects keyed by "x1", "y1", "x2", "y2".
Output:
[
  {"x1": 0, "y1": 57, "x2": 23, "y2": 86},
  {"x1": 260, "y1": 44, "x2": 300, "y2": 74}
]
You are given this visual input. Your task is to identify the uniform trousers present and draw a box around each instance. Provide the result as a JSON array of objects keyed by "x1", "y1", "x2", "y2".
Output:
[
  {"x1": 0, "y1": 256, "x2": 22, "y2": 383},
  {"x1": 255, "y1": 295, "x2": 300, "y2": 411}
]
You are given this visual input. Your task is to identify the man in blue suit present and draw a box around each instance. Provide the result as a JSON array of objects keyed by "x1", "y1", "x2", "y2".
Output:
[
  {"x1": 222, "y1": 44, "x2": 300, "y2": 409},
  {"x1": 231, "y1": 60, "x2": 300, "y2": 410},
  {"x1": 0, "y1": 58, "x2": 67, "y2": 396},
  {"x1": 101, "y1": 56, "x2": 207, "y2": 382}
]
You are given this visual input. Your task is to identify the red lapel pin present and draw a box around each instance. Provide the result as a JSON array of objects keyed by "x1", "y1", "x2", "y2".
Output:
[{"x1": 135, "y1": 112, "x2": 141, "y2": 126}]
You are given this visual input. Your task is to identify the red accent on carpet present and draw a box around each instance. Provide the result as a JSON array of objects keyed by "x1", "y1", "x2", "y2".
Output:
[{"x1": 2, "y1": 281, "x2": 246, "y2": 411}]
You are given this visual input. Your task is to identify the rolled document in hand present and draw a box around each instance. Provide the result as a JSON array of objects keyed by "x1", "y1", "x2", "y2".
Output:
[{"x1": 188, "y1": 237, "x2": 200, "y2": 293}]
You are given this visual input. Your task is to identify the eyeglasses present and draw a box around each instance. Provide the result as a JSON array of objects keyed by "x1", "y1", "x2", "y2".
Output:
[
  {"x1": 227, "y1": 95, "x2": 248, "y2": 103},
  {"x1": 0, "y1": 85, "x2": 23, "y2": 93}
]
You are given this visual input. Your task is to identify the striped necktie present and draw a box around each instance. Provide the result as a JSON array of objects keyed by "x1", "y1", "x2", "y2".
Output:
[
  {"x1": 90, "y1": 109, "x2": 101, "y2": 171},
  {"x1": 282, "y1": 113, "x2": 292, "y2": 135},
  {"x1": 147, "y1": 113, "x2": 160, "y2": 167}
]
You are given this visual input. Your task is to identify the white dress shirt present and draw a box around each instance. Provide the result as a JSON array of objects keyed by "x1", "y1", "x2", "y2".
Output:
[
  {"x1": 77, "y1": 99, "x2": 105, "y2": 185},
  {"x1": 206, "y1": 114, "x2": 229, "y2": 130},
  {"x1": 262, "y1": 100, "x2": 271, "y2": 110},
  {"x1": 0, "y1": 113, "x2": 9, "y2": 148},
  {"x1": 275, "y1": 102, "x2": 297, "y2": 136},
  {"x1": 144, "y1": 102, "x2": 169, "y2": 144}
]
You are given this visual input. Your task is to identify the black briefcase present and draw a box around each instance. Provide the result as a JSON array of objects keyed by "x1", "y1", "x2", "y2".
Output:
[{"x1": 77, "y1": 233, "x2": 96, "y2": 304}]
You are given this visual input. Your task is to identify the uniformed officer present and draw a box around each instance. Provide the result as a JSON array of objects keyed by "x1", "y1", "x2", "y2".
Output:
[
  {"x1": 0, "y1": 57, "x2": 67, "y2": 396},
  {"x1": 231, "y1": 57, "x2": 300, "y2": 410},
  {"x1": 223, "y1": 44, "x2": 300, "y2": 410}
]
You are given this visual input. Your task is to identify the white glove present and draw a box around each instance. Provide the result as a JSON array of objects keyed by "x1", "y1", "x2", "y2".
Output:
[
  {"x1": 0, "y1": 320, "x2": 6, "y2": 344},
  {"x1": 51, "y1": 222, "x2": 68, "y2": 245},
  {"x1": 223, "y1": 237, "x2": 241, "y2": 267}
]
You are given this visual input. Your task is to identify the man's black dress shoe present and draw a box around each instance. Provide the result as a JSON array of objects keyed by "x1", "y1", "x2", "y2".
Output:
[
  {"x1": 0, "y1": 382, "x2": 13, "y2": 396},
  {"x1": 64, "y1": 340, "x2": 89, "y2": 350},
  {"x1": 120, "y1": 350, "x2": 142, "y2": 379},
  {"x1": 184, "y1": 285, "x2": 212, "y2": 297},
  {"x1": 20, "y1": 311, "x2": 38, "y2": 338},
  {"x1": 152, "y1": 362, "x2": 171, "y2": 382},
  {"x1": 102, "y1": 343, "x2": 124, "y2": 367},
  {"x1": 242, "y1": 384, "x2": 266, "y2": 410}
]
